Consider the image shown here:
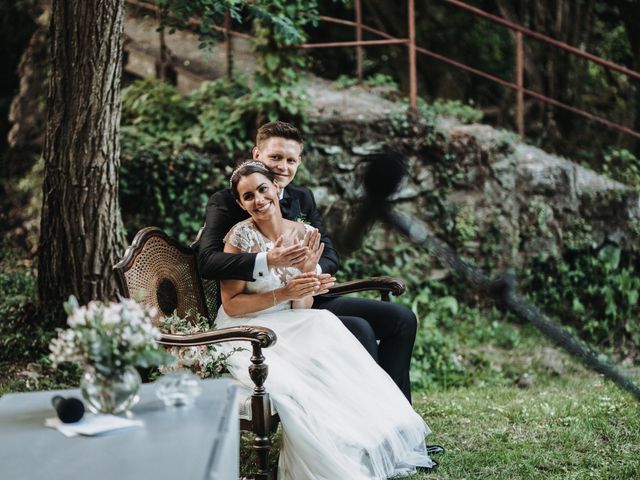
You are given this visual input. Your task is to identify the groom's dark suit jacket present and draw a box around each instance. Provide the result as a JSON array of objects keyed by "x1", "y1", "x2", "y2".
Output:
[{"x1": 197, "y1": 184, "x2": 339, "y2": 281}]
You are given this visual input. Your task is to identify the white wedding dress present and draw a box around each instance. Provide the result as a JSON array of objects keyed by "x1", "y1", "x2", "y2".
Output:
[{"x1": 216, "y1": 219, "x2": 435, "y2": 479}]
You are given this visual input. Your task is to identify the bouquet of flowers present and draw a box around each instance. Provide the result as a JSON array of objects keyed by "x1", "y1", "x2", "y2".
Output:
[{"x1": 49, "y1": 296, "x2": 172, "y2": 377}]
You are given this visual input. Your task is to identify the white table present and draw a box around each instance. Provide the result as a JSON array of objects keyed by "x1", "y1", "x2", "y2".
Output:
[{"x1": 0, "y1": 378, "x2": 239, "y2": 480}]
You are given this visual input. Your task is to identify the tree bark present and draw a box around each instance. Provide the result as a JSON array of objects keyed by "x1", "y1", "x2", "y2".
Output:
[{"x1": 39, "y1": 0, "x2": 127, "y2": 326}]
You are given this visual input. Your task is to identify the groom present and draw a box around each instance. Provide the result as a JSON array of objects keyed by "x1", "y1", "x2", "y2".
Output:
[{"x1": 197, "y1": 121, "x2": 417, "y2": 403}]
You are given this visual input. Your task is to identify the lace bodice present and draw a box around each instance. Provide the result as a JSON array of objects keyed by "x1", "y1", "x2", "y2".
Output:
[{"x1": 223, "y1": 219, "x2": 313, "y2": 313}]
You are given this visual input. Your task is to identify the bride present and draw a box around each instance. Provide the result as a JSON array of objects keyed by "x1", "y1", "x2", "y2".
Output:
[{"x1": 215, "y1": 160, "x2": 435, "y2": 479}]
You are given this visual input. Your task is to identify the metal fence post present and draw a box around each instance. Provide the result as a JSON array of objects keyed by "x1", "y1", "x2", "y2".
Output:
[
  {"x1": 355, "y1": 0, "x2": 363, "y2": 81},
  {"x1": 516, "y1": 31, "x2": 524, "y2": 138},
  {"x1": 225, "y1": 11, "x2": 233, "y2": 80},
  {"x1": 408, "y1": 0, "x2": 417, "y2": 110}
]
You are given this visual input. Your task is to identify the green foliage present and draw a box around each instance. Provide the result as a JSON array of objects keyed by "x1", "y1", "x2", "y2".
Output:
[
  {"x1": 188, "y1": 78, "x2": 253, "y2": 153},
  {"x1": 387, "y1": 103, "x2": 415, "y2": 137},
  {"x1": 249, "y1": 0, "x2": 315, "y2": 46},
  {"x1": 428, "y1": 99, "x2": 484, "y2": 124},
  {"x1": 333, "y1": 74, "x2": 358, "y2": 90},
  {"x1": 157, "y1": 0, "x2": 244, "y2": 49},
  {"x1": 337, "y1": 229, "x2": 521, "y2": 389},
  {"x1": 0, "y1": 360, "x2": 81, "y2": 394},
  {"x1": 409, "y1": 287, "x2": 468, "y2": 389},
  {"x1": 602, "y1": 147, "x2": 640, "y2": 189},
  {"x1": 521, "y1": 244, "x2": 640, "y2": 351},
  {"x1": 333, "y1": 73, "x2": 399, "y2": 91},
  {"x1": 363, "y1": 73, "x2": 398, "y2": 90},
  {"x1": 120, "y1": 79, "x2": 197, "y2": 146},
  {"x1": 158, "y1": 0, "x2": 315, "y2": 133},
  {"x1": 154, "y1": 0, "x2": 315, "y2": 147},
  {"x1": 337, "y1": 232, "x2": 463, "y2": 388},
  {"x1": 249, "y1": 1, "x2": 316, "y2": 131},
  {"x1": 386, "y1": 96, "x2": 481, "y2": 147},
  {"x1": 337, "y1": 229, "x2": 434, "y2": 287},
  {"x1": 0, "y1": 244, "x2": 49, "y2": 362},
  {"x1": 238, "y1": 76, "x2": 309, "y2": 133},
  {"x1": 120, "y1": 146, "x2": 225, "y2": 244}
]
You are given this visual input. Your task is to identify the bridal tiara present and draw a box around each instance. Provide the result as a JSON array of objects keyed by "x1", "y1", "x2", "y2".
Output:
[{"x1": 229, "y1": 160, "x2": 270, "y2": 188}]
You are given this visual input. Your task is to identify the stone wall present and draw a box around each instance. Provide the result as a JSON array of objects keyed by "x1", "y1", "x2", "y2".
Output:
[{"x1": 303, "y1": 114, "x2": 640, "y2": 276}]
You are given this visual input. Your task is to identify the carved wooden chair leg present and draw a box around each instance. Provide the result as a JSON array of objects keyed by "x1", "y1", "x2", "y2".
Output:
[{"x1": 249, "y1": 344, "x2": 275, "y2": 480}]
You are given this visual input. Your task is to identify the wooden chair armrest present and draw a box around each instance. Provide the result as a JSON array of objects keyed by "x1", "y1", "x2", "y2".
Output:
[
  {"x1": 160, "y1": 323, "x2": 278, "y2": 466},
  {"x1": 158, "y1": 325, "x2": 277, "y2": 348},
  {"x1": 324, "y1": 276, "x2": 406, "y2": 300}
]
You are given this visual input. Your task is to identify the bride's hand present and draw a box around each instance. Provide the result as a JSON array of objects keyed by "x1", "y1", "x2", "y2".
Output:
[
  {"x1": 312, "y1": 273, "x2": 336, "y2": 296},
  {"x1": 277, "y1": 272, "x2": 321, "y2": 301},
  {"x1": 294, "y1": 229, "x2": 324, "y2": 273}
]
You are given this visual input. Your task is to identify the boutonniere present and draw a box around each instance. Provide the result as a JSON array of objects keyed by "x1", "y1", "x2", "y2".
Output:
[{"x1": 295, "y1": 213, "x2": 310, "y2": 225}]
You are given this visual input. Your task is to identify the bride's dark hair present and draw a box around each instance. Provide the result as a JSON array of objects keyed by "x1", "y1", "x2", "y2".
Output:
[{"x1": 230, "y1": 161, "x2": 277, "y2": 200}]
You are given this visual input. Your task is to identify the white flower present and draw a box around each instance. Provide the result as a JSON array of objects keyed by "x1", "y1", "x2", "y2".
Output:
[
  {"x1": 128, "y1": 332, "x2": 146, "y2": 347},
  {"x1": 86, "y1": 301, "x2": 102, "y2": 320},
  {"x1": 102, "y1": 304, "x2": 122, "y2": 325},
  {"x1": 183, "y1": 347, "x2": 202, "y2": 366},
  {"x1": 67, "y1": 306, "x2": 87, "y2": 327},
  {"x1": 49, "y1": 296, "x2": 169, "y2": 372}
]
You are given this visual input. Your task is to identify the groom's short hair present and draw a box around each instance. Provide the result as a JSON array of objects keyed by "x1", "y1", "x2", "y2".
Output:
[{"x1": 256, "y1": 121, "x2": 303, "y2": 148}]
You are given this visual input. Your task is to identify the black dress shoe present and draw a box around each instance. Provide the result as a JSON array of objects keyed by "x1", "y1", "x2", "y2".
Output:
[
  {"x1": 426, "y1": 444, "x2": 445, "y2": 455},
  {"x1": 418, "y1": 459, "x2": 439, "y2": 473}
]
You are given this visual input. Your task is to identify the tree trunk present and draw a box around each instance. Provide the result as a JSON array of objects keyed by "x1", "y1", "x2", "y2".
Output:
[{"x1": 39, "y1": 0, "x2": 127, "y2": 326}]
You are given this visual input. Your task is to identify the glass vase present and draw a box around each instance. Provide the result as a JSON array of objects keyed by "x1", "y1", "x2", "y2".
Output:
[{"x1": 80, "y1": 366, "x2": 142, "y2": 414}]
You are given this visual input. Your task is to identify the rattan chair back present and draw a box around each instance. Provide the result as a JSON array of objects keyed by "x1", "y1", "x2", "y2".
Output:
[{"x1": 113, "y1": 227, "x2": 210, "y2": 323}]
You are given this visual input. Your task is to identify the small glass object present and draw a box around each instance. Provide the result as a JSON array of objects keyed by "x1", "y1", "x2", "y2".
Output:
[{"x1": 155, "y1": 372, "x2": 202, "y2": 407}]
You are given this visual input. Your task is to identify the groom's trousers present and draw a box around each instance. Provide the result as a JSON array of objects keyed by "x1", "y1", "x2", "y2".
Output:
[{"x1": 313, "y1": 296, "x2": 417, "y2": 403}]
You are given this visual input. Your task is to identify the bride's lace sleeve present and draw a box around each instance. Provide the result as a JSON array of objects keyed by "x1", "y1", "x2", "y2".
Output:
[{"x1": 223, "y1": 220, "x2": 264, "y2": 253}]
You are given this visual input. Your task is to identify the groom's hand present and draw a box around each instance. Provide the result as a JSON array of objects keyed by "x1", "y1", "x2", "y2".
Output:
[
  {"x1": 267, "y1": 236, "x2": 307, "y2": 268},
  {"x1": 294, "y1": 229, "x2": 324, "y2": 273}
]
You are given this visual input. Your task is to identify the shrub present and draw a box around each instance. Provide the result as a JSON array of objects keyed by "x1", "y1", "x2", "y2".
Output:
[
  {"x1": 120, "y1": 147, "x2": 226, "y2": 244},
  {"x1": 0, "y1": 244, "x2": 49, "y2": 362},
  {"x1": 520, "y1": 244, "x2": 640, "y2": 353},
  {"x1": 427, "y1": 98, "x2": 484, "y2": 124},
  {"x1": 409, "y1": 287, "x2": 469, "y2": 389},
  {"x1": 337, "y1": 230, "x2": 479, "y2": 389},
  {"x1": 602, "y1": 147, "x2": 640, "y2": 189}
]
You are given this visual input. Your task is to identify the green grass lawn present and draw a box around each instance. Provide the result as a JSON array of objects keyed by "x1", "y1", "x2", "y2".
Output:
[
  {"x1": 237, "y1": 372, "x2": 640, "y2": 480},
  {"x1": 235, "y1": 346, "x2": 640, "y2": 480},
  {"x1": 411, "y1": 371, "x2": 640, "y2": 479}
]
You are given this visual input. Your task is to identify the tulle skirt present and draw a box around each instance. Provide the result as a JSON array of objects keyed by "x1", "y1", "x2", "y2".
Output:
[{"x1": 216, "y1": 306, "x2": 434, "y2": 479}]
